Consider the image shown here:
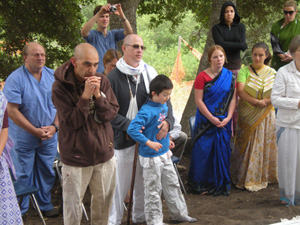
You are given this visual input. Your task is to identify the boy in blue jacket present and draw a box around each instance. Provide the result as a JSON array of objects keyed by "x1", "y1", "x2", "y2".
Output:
[{"x1": 127, "y1": 75, "x2": 197, "y2": 225}]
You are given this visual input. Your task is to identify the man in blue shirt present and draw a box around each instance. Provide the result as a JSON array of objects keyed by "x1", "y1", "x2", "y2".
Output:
[
  {"x1": 3, "y1": 42, "x2": 59, "y2": 217},
  {"x1": 81, "y1": 3, "x2": 133, "y2": 73}
]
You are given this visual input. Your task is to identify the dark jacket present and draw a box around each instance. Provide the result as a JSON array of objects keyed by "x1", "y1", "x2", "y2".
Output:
[
  {"x1": 107, "y1": 67, "x2": 174, "y2": 150},
  {"x1": 52, "y1": 61, "x2": 119, "y2": 167},
  {"x1": 212, "y1": 1, "x2": 247, "y2": 70}
]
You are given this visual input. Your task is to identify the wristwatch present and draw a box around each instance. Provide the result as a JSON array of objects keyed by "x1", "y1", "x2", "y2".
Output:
[{"x1": 51, "y1": 123, "x2": 59, "y2": 132}]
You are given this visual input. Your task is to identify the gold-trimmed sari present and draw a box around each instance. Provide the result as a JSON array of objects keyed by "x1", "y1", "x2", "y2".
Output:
[{"x1": 231, "y1": 66, "x2": 278, "y2": 192}]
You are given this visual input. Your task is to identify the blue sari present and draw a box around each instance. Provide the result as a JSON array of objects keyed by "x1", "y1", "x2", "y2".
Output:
[{"x1": 188, "y1": 68, "x2": 235, "y2": 196}]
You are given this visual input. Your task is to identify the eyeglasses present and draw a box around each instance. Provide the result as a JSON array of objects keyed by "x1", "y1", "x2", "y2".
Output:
[
  {"x1": 29, "y1": 53, "x2": 46, "y2": 58},
  {"x1": 284, "y1": 10, "x2": 295, "y2": 15},
  {"x1": 124, "y1": 44, "x2": 146, "y2": 51}
]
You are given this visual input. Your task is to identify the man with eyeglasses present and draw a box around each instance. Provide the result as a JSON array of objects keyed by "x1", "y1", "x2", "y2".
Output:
[
  {"x1": 271, "y1": 0, "x2": 300, "y2": 70},
  {"x1": 107, "y1": 34, "x2": 175, "y2": 225},
  {"x1": 81, "y1": 3, "x2": 133, "y2": 74},
  {"x1": 3, "y1": 42, "x2": 59, "y2": 218}
]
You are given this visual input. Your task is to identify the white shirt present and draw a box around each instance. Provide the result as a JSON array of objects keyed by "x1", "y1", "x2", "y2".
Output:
[
  {"x1": 169, "y1": 116, "x2": 181, "y2": 140},
  {"x1": 271, "y1": 60, "x2": 300, "y2": 129}
]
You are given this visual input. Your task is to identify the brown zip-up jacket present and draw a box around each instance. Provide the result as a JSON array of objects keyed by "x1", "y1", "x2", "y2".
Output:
[{"x1": 52, "y1": 61, "x2": 119, "y2": 167}]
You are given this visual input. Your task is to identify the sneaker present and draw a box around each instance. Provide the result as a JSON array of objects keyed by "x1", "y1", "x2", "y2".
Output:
[
  {"x1": 172, "y1": 215, "x2": 197, "y2": 223},
  {"x1": 41, "y1": 208, "x2": 59, "y2": 217}
]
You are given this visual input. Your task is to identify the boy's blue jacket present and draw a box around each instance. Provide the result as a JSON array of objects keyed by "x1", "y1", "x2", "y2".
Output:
[{"x1": 127, "y1": 100, "x2": 170, "y2": 157}]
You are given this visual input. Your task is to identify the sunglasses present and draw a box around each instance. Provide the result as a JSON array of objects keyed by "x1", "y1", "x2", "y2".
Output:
[
  {"x1": 284, "y1": 10, "x2": 295, "y2": 15},
  {"x1": 124, "y1": 44, "x2": 146, "y2": 51}
]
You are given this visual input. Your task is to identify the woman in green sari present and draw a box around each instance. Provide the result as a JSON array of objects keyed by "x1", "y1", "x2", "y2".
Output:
[
  {"x1": 231, "y1": 42, "x2": 278, "y2": 191},
  {"x1": 271, "y1": 0, "x2": 300, "y2": 71}
]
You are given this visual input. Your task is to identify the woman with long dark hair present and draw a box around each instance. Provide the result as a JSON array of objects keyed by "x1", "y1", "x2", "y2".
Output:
[
  {"x1": 212, "y1": 1, "x2": 247, "y2": 133},
  {"x1": 231, "y1": 42, "x2": 278, "y2": 192}
]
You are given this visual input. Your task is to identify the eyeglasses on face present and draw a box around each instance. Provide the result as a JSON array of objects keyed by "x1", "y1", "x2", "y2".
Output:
[
  {"x1": 284, "y1": 10, "x2": 295, "y2": 15},
  {"x1": 29, "y1": 53, "x2": 46, "y2": 58},
  {"x1": 124, "y1": 44, "x2": 146, "y2": 51}
]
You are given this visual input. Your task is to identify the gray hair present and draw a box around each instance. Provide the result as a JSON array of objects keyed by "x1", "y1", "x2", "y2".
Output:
[{"x1": 289, "y1": 35, "x2": 300, "y2": 56}]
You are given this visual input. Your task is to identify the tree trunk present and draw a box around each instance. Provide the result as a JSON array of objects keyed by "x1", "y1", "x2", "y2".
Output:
[
  {"x1": 180, "y1": 0, "x2": 236, "y2": 137},
  {"x1": 108, "y1": 0, "x2": 140, "y2": 50}
]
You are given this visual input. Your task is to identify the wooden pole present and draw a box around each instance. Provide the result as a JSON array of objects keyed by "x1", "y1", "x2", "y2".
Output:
[{"x1": 127, "y1": 143, "x2": 139, "y2": 225}]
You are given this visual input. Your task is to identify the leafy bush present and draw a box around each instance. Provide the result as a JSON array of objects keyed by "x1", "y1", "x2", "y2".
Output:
[{"x1": 138, "y1": 13, "x2": 205, "y2": 81}]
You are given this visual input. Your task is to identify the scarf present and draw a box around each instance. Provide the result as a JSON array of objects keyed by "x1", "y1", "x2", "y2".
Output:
[
  {"x1": 116, "y1": 57, "x2": 146, "y2": 77},
  {"x1": 116, "y1": 57, "x2": 157, "y2": 94}
]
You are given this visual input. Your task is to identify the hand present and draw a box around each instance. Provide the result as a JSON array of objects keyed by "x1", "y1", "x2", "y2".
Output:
[
  {"x1": 210, "y1": 117, "x2": 222, "y2": 127},
  {"x1": 256, "y1": 99, "x2": 267, "y2": 108},
  {"x1": 169, "y1": 140, "x2": 175, "y2": 149},
  {"x1": 82, "y1": 76, "x2": 101, "y2": 100},
  {"x1": 40, "y1": 125, "x2": 56, "y2": 140},
  {"x1": 115, "y1": 3, "x2": 125, "y2": 18},
  {"x1": 139, "y1": 126, "x2": 145, "y2": 133},
  {"x1": 156, "y1": 121, "x2": 169, "y2": 140},
  {"x1": 89, "y1": 76, "x2": 101, "y2": 99},
  {"x1": 34, "y1": 128, "x2": 48, "y2": 139},
  {"x1": 146, "y1": 140, "x2": 162, "y2": 152},
  {"x1": 281, "y1": 53, "x2": 293, "y2": 62},
  {"x1": 262, "y1": 98, "x2": 270, "y2": 106},
  {"x1": 98, "y1": 4, "x2": 111, "y2": 15},
  {"x1": 218, "y1": 117, "x2": 230, "y2": 128}
]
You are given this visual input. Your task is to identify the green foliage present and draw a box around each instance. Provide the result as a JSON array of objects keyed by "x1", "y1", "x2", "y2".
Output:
[
  {"x1": 81, "y1": 0, "x2": 107, "y2": 24},
  {"x1": 138, "y1": 0, "x2": 211, "y2": 31},
  {"x1": 238, "y1": 0, "x2": 284, "y2": 46},
  {"x1": 138, "y1": 13, "x2": 205, "y2": 81},
  {"x1": 0, "y1": 0, "x2": 97, "y2": 79}
]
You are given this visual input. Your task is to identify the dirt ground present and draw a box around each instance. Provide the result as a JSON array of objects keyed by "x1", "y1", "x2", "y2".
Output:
[{"x1": 22, "y1": 150, "x2": 300, "y2": 225}]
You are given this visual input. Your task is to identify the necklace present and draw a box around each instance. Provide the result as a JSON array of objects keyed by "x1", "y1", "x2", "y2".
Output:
[{"x1": 210, "y1": 67, "x2": 219, "y2": 77}]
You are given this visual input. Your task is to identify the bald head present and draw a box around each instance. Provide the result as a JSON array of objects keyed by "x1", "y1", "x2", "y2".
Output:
[
  {"x1": 22, "y1": 42, "x2": 46, "y2": 74},
  {"x1": 22, "y1": 42, "x2": 45, "y2": 58},
  {"x1": 123, "y1": 34, "x2": 143, "y2": 46},
  {"x1": 122, "y1": 34, "x2": 144, "y2": 67},
  {"x1": 71, "y1": 43, "x2": 99, "y2": 81},
  {"x1": 74, "y1": 43, "x2": 99, "y2": 60}
]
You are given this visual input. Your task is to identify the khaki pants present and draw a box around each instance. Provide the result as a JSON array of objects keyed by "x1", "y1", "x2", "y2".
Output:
[{"x1": 62, "y1": 157, "x2": 116, "y2": 225}]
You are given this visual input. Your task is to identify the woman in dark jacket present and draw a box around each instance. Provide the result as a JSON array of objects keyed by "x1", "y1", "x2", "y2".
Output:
[
  {"x1": 212, "y1": 1, "x2": 247, "y2": 133},
  {"x1": 212, "y1": 1, "x2": 247, "y2": 71}
]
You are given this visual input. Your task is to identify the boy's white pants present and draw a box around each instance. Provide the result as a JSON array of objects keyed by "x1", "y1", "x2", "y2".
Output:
[
  {"x1": 109, "y1": 145, "x2": 145, "y2": 225},
  {"x1": 142, "y1": 156, "x2": 188, "y2": 225}
]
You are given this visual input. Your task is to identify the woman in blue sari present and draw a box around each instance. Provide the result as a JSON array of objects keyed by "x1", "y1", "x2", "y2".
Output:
[{"x1": 188, "y1": 45, "x2": 236, "y2": 196}]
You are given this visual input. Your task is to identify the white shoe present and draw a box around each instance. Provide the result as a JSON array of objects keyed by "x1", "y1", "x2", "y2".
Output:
[{"x1": 173, "y1": 215, "x2": 197, "y2": 223}]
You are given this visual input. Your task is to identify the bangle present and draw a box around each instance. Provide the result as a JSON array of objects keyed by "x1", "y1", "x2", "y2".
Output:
[
  {"x1": 121, "y1": 18, "x2": 127, "y2": 22},
  {"x1": 51, "y1": 123, "x2": 59, "y2": 132}
]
